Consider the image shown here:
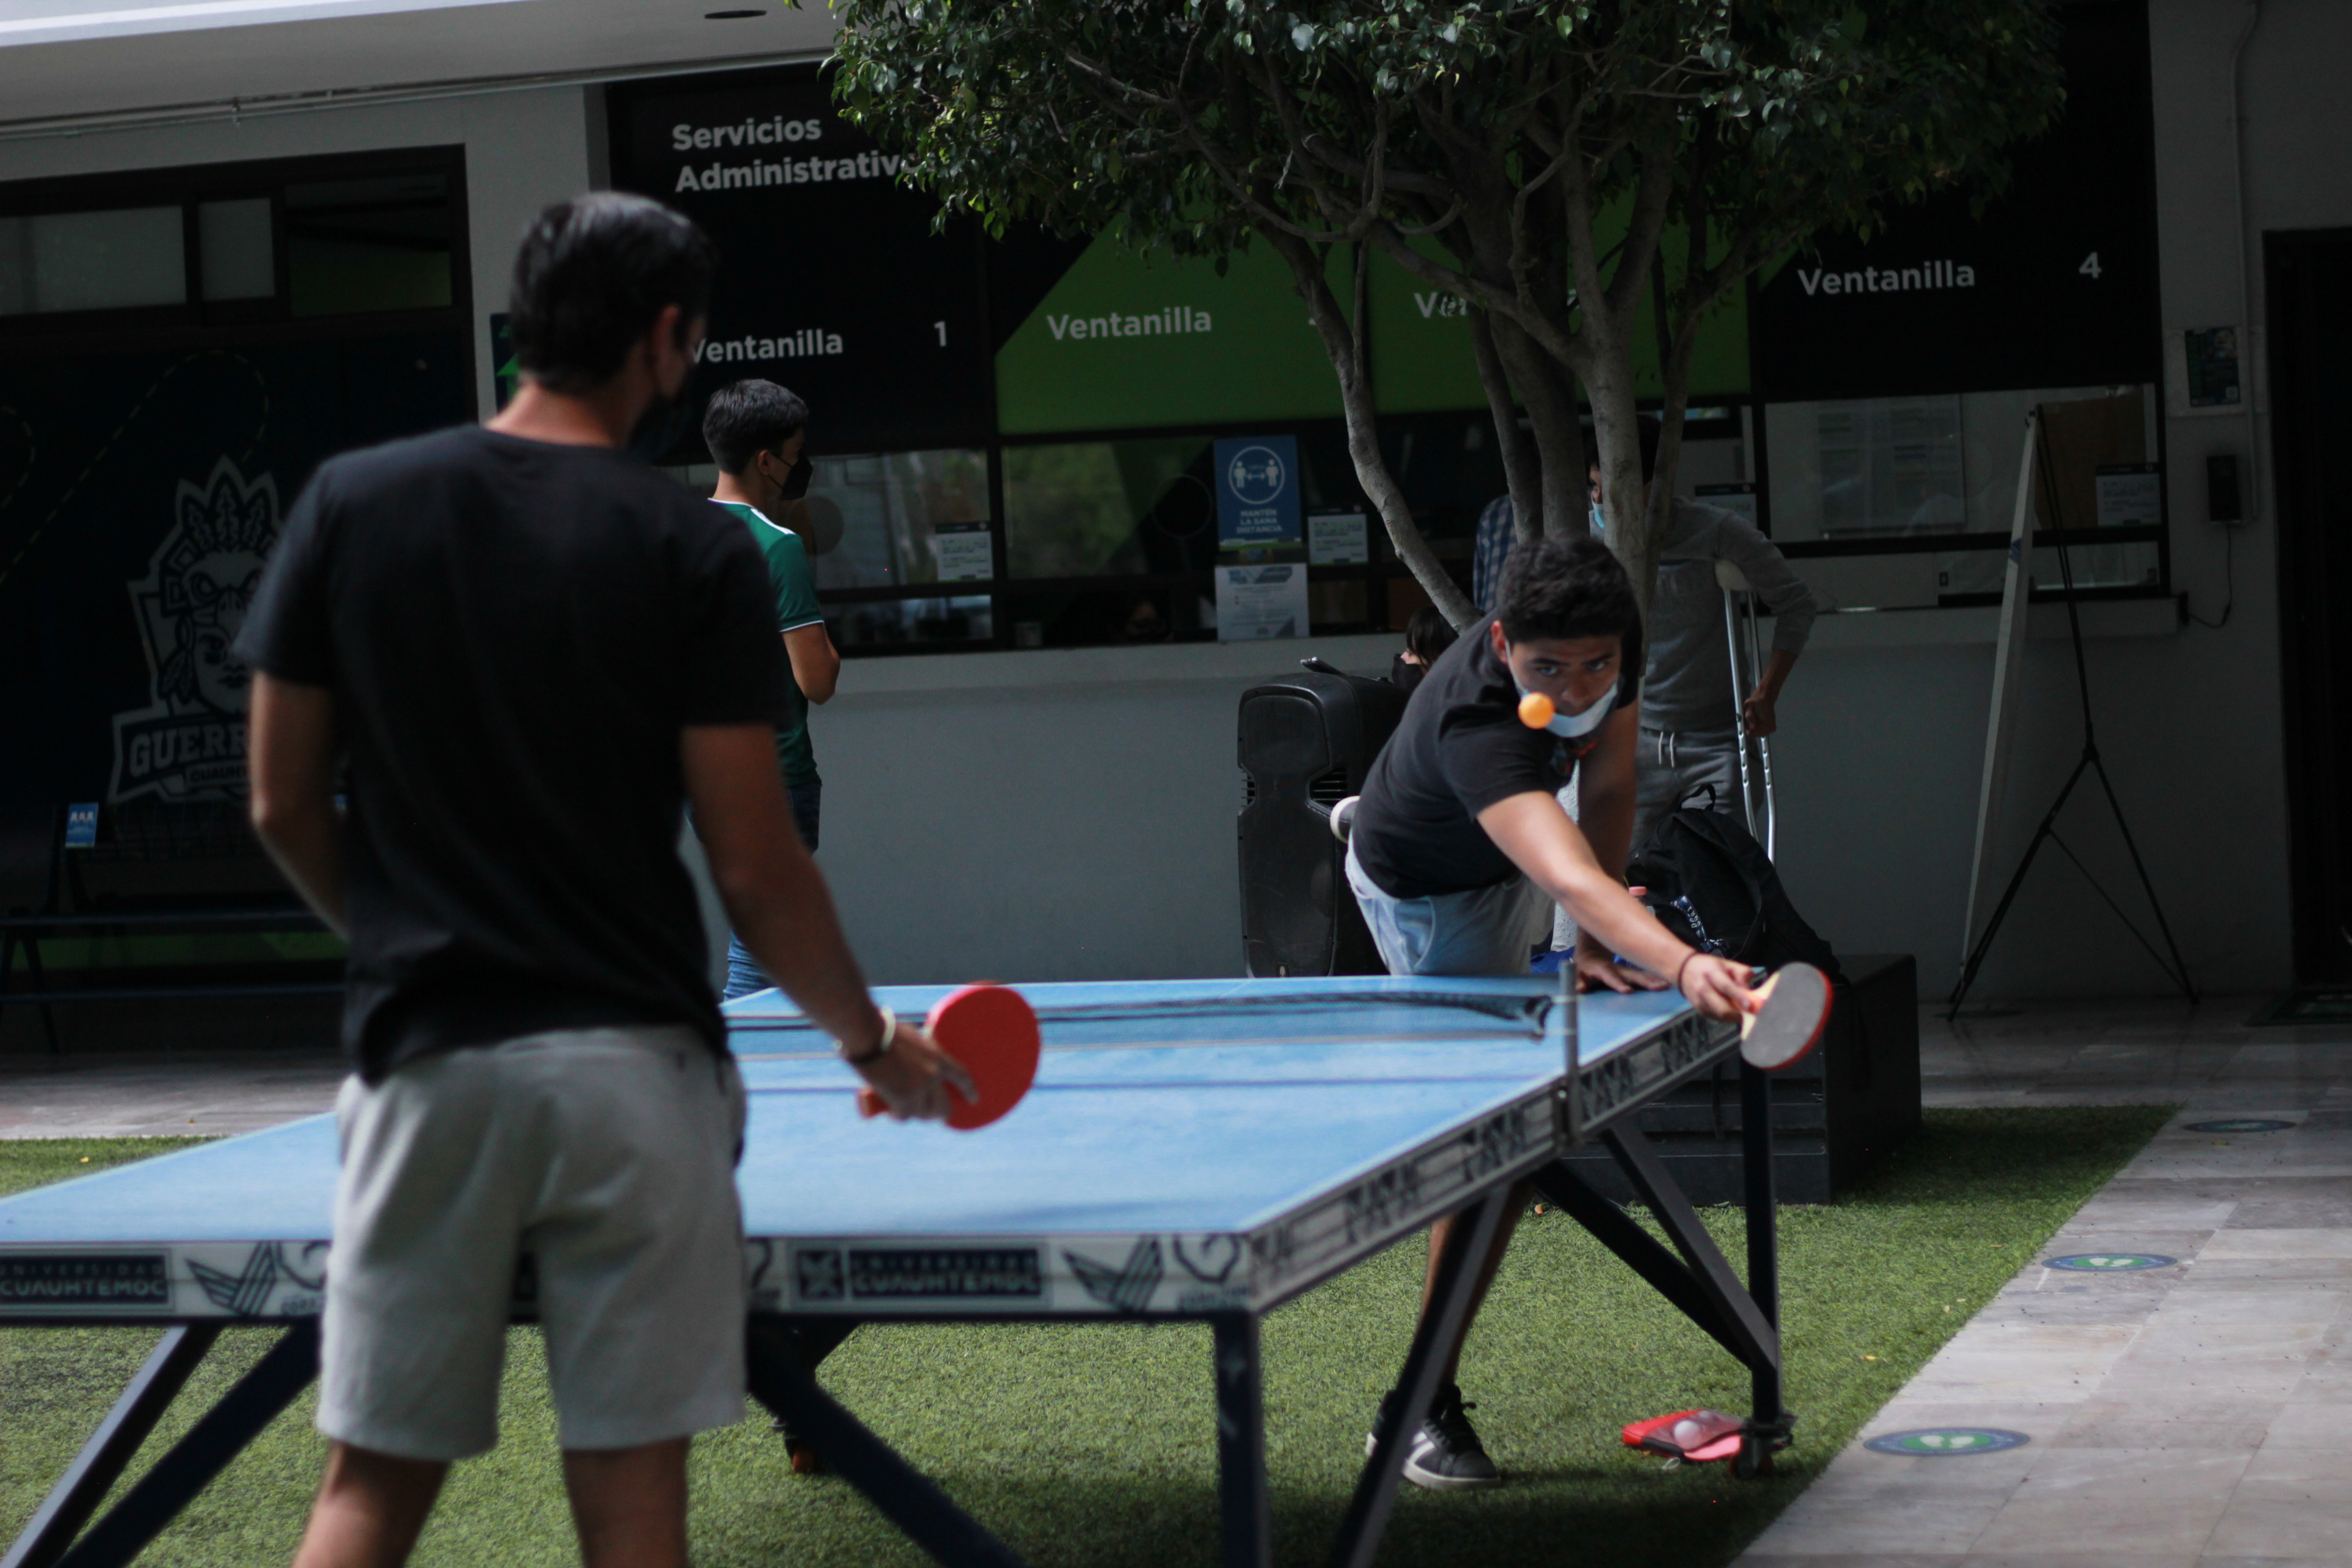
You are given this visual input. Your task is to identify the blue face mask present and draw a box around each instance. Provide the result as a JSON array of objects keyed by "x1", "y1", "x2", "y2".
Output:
[{"x1": 1589, "y1": 501, "x2": 1607, "y2": 535}]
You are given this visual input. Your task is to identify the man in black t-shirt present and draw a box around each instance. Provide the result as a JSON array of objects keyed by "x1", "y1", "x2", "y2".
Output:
[
  {"x1": 240, "y1": 194, "x2": 968, "y2": 1568},
  {"x1": 1336, "y1": 537, "x2": 1753, "y2": 1493}
]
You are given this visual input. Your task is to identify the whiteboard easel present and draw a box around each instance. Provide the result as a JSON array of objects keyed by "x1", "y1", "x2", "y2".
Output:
[{"x1": 1959, "y1": 409, "x2": 2039, "y2": 967}]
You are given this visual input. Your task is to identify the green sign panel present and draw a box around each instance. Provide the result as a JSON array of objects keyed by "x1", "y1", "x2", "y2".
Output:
[{"x1": 995, "y1": 240, "x2": 1341, "y2": 433}]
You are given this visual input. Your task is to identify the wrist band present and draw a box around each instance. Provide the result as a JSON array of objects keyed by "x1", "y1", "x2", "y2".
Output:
[
  {"x1": 838, "y1": 1005, "x2": 895, "y2": 1064},
  {"x1": 1674, "y1": 952, "x2": 1700, "y2": 998}
]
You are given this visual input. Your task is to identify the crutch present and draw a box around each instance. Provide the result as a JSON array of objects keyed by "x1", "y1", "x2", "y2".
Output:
[{"x1": 1716, "y1": 559, "x2": 1778, "y2": 860}]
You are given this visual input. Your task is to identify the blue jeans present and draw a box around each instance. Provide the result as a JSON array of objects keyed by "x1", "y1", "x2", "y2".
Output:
[{"x1": 723, "y1": 779, "x2": 822, "y2": 1001}]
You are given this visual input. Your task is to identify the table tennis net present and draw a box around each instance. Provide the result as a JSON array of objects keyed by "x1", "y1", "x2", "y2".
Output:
[{"x1": 726, "y1": 984, "x2": 1557, "y2": 1054}]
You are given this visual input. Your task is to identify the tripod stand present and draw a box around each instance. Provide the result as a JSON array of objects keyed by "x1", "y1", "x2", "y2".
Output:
[{"x1": 1947, "y1": 406, "x2": 2198, "y2": 1018}]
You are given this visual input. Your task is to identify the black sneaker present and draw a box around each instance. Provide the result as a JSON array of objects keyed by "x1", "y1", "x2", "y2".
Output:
[
  {"x1": 1330, "y1": 795, "x2": 1361, "y2": 843},
  {"x1": 1364, "y1": 1382, "x2": 1502, "y2": 1490}
]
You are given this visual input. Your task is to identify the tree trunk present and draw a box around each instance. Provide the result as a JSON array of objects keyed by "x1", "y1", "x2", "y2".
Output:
[{"x1": 1271, "y1": 234, "x2": 1477, "y2": 628}]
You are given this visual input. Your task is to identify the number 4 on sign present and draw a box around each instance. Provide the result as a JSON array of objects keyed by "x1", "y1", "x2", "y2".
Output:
[{"x1": 2079, "y1": 252, "x2": 2102, "y2": 279}]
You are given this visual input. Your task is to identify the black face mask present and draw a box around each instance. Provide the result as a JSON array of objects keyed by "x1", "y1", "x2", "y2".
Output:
[{"x1": 778, "y1": 453, "x2": 812, "y2": 501}]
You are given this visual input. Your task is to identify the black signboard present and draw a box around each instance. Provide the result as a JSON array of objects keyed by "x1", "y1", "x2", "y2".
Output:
[
  {"x1": 1752, "y1": 1, "x2": 2160, "y2": 401},
  {"x1": 607, "y1": 66, "x2": 990, "y2": 455}
]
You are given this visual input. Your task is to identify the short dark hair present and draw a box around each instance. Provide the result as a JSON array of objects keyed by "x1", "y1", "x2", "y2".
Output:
[
  {"x1": 1495, "y1": 536, "x2": 1644, "y2": 673},
  {"x1": 508, "y1": 193, "x2": 716, "y2": 394},
  {"x1": 703, "y1": 379, "x2": 811, "y2": 474},
  {"x1": 1404, "y1": 604, "x2": 1457, "y2": 666}
]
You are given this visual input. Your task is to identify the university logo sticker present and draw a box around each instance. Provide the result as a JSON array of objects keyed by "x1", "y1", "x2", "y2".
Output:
[
  {"x1": 1066, "y1": 1238, "x2": 1163, "y2": 1312},
  {"x1": 2046, "y1": 1253, "x2": 2176, "y2": 1273},
  {"x1": 110, "y1": 457, "x2": 284, "y2": 804}
]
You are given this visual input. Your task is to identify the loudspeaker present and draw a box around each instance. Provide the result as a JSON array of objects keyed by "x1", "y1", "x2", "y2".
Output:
[{"x1": 1236, "y1": 669, "x2": 1407, "y2": 977}]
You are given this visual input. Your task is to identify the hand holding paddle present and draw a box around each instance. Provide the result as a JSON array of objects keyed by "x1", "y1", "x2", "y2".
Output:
[
  {"x1": 1674, "y1": 955, "x2": 1833, "y2": 1071},
  {"x1": 854, "y1": 985, "x2": 1040, "y2": 1130}
]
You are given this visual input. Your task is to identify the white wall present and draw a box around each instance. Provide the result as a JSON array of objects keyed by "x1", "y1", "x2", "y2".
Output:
[{"x1": 0, "y1": 84, "x2": 598, "y2": 416}]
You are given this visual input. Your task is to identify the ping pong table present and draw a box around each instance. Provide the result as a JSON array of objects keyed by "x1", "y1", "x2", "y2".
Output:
[{"x1": 0, "y1": 976, "x2": 1793, "y2": 1568}]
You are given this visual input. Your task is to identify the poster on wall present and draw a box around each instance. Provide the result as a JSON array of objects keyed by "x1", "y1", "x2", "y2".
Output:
[
  {"x1": 1215, "y1": 563, "x2": 1309, "y2": 641},
  {"x1": 606, "y1": 65, "x2": 990, "y2": 453},
  {"x1": 1214, "y1": 435, "x2": 1302, "y2": 549}
]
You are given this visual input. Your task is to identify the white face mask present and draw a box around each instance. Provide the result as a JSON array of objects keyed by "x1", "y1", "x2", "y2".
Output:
[{"x1": 1518, "y1": 677, "x2": 1617, "y2": 738}]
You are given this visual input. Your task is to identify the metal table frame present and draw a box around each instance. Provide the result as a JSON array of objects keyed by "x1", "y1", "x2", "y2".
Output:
[{"x1": 5, "y1": 1003, "x2": 1792, "y2": 1568}]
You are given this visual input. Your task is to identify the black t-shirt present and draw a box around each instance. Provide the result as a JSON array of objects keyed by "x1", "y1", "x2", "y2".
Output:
[
  {"x1": 1352, "y1": 615, "x2": 1641, "y2": 899},
  {"x1": 236, "y1": 426, "x2": 789, "y2": 1081}
]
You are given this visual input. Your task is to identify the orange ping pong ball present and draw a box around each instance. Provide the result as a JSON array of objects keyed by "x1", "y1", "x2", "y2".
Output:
[{"x1": 1518, "y1": 691, "x2": 1556, "y2": 729}]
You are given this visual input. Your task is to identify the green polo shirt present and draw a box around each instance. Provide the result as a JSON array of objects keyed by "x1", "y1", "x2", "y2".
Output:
[{"x1": 715, "y1": 500, "x2": 824, "y2": 786}]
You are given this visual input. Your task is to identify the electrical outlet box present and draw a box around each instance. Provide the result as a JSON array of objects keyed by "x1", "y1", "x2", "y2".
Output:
[{"x1": 2207, "y1": 453, "x2": 2245, "y2": 527}]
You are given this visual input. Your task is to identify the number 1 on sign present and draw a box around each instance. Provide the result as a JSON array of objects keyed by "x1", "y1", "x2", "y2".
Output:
[
  {"x1": 934, "y1": 320, "x2": 948, "y2": 346},
  {"x1": 2078, "y1": 252, "x2": 2102, "y2": 279}
]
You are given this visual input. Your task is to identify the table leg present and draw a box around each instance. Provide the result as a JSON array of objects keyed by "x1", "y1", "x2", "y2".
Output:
[
  {"x1": 3, "y1": 1325, "x2": 222, "y2": 1568},
  {"x1": 54, "y1": 1321, "x2": 319, "y2": 1568},
  {"x1": 1328, "y1": 1186, "x2": 1509, "y2": 1568},
  {"x1": 1212, "y1": 1315, "x2": 1270, "y2": 1568},
  {"x1": 745, "y1": 1319, "x2": 1025, "y2": 1568},
  {"x1": 1739, "y1": 1062, "x2": 1789, "y2": 1473}
]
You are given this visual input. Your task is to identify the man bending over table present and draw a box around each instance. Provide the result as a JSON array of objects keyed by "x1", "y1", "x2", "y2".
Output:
[
  {"x1": 1333, "y1": 535, "x2": 1752, "y2": 1490},
  {"x1": 238, "y1": 192, "x2": 968, "y2": 1568}
]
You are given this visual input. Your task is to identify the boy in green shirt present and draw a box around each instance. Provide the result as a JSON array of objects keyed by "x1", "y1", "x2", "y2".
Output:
[{"x1": 702, "y1": 378, "x2": 840, "y2": 1000}]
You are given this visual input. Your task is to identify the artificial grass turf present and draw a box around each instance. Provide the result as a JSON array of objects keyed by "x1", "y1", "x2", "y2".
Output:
[{"x1": 0, "y1": 1105, "x2": 2172, "y2": 1567}]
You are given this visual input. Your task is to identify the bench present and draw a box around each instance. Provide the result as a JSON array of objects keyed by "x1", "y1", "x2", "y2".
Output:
[{"x1": 0, "y1": 800, "x2": 340, "y2": 1053}]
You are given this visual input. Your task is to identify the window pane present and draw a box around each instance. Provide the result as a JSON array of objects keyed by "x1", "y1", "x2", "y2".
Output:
[
  {"x1": 828, "y1": 595, "x2": 993, "y2": 649},
  {"x1": 0, "y1": 207, "x2": 186, "y2": 316},
  {"x1": 1768, "y1": 385, "x2": 2160, "y2": 543},
  {"x1": 1003, "y1": 438, "x2": 1216, "y2": 578},
  {"x1": 286, "y1": 173, "x2": 453, "y2": 317},
  {"x1": 802, "y1": 449, "x2": 990, "y2": 591},
  {"x1": 199, "y1": 198, "x2": 274, "y2": 301}
]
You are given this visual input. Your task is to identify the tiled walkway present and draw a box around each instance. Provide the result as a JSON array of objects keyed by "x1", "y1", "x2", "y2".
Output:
[
  {"x1": 10, "y1": 994, "x2": 2352, "y2": 1562},
  {"x1": 1740, "y1": 997, "x2": 2352, "y2": 1568}
]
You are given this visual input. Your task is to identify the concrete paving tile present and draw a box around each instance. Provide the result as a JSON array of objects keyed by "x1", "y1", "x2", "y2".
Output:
[
  {"x1": 2205, "y1": 1475, "x2": 2352, "y2": 1558},
  {"x1": 1901, "y1": 1346, "x2": 2127, "y2": 1402},
  {"x1": 2121, "y1": 1319, "x2": 2332, "y2": 1365},
  {"x1": 2093, "y1": 1359, "x2": 2308, "y2": 1397},
  {"x1": 1972, "y1": 1293, "x2": 2166, "y2": 1328},
  {"x1": 2185, "y1": 1257, "x2": 2352, "y2": 1285},
  {"x1": 1730, "y1": 1556, "x2": 1975, "y2": 1568},
  {"x1": 2149, "y1": 1289, "x2": 2352, "y2": 1324},
  {"x1": 1737, "y1": 1499, "x2": 2009, "y2": 1558},
  {"x1": 2050, "y1": 1393, "x2": 2283, "y2": 1451},
  {"x1": 2201, "y1": 1230, "x2": 2352, "y2": 1259},
  {"x1": 1966, "y1": 1447, "x2": 2247, "y2": 1556}
]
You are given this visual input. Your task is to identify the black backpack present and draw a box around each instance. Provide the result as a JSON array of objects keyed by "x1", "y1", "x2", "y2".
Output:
[{"x1": 1627, "y1": 804, "x2": 1847, "y2": 985}]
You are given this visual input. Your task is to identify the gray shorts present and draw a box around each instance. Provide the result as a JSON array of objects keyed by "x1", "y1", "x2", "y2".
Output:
[
  {"x1": 1634, "y1": 726, "x2": 1742, "y2": 848},
  {"x1": 1345, "y1": 841, "x2": 1552, "y2": 978},
  {"x1": 320, "y1": 1026, "x2": 749, "y2": 1460}
]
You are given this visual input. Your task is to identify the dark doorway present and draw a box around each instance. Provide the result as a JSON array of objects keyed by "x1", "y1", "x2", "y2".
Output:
[{"x1": 2267, "y1": 228, "x2": 2352, "y2": 982}]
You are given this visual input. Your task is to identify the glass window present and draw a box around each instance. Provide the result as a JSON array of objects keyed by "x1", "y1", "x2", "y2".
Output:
[
  {"x1": 830, "y1": 594, "x2": 994, "y2": 649},
  {"x1": 198, "y1": 198, "x2": 275, "y2": 301},
  {"x1": 0, "y1": 207, "x2": 185, "y2": 316},
  {"x1": 1766, "y1": 385, "x2": 2158, "y2": 544},
  {"x1": 1003, "y1": 437, "x2": 1216, "y2": 579},
  {"x1": 802, "y1": 449, "x2": 990, "y2": 591},
  {"x1": 285, "y1": 173, "x2": 454, "y2": 317}
]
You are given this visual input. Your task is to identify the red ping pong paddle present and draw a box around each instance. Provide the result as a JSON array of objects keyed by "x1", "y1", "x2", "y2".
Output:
[
  {"x1": 855, "y1": 984, "x2": 1040, "y2": 1131},
  {"x1": 1622, "y1": 1408, "x2": 1745, "y2": 1464},
  {"x1": 1739, "y1": 961, "x2": 1833, "y2": 1071}
]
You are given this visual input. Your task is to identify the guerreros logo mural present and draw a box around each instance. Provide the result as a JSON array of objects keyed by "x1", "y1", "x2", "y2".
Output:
[{"x1": 110, "y1": 457, "x2": 283, "y2": 803}]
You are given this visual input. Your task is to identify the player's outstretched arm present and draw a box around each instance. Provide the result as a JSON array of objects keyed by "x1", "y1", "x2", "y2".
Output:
[
  {"x1": 248, "y1": 672, "x2": 349, "y2": 937},
  {"x1": 1476, "y1": 790, "x2": 1750, "y2": 1023},
  {"x1": 682, "y1": 722, "x2": 972, "y2": 1119}
]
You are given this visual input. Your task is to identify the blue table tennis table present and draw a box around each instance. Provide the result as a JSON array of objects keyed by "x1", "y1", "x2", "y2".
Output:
[{"x1": 0, "y1": 976, "x2": 1793, "y2": 1568}]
